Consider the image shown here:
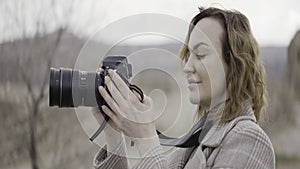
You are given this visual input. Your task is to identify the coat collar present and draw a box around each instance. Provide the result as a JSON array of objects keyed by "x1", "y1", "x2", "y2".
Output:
[{"x1": 200, "y1": 100, "x2": 257, "y2": 148}]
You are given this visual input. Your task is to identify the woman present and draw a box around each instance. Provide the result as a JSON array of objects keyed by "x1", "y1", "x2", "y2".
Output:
[{"x1": 92, "y1": 7, "x2": 275, "y2": 168}]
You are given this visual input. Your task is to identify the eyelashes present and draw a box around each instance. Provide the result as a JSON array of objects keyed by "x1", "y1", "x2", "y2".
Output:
[
  {"x1": 185, "y1": 49, "x2": 206, "y2": 61},
  {"x1": 188, "y1": 47, "x2": 207, "y2": 57},
  {"x1": 196, "y1": 54, "x2": 206, "y2": 59}
]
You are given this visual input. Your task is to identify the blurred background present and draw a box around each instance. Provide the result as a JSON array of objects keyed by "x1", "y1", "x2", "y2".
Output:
[{"x1": 0, "y1": 0, "x2": 300, "y2": 169}]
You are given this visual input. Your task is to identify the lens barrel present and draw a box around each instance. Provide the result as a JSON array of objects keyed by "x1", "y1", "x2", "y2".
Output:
[{"x1": 49, "y1": 68, "x2": 101, "y2": 107}]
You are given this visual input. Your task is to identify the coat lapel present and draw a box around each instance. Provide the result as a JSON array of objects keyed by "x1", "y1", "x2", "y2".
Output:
[{"x1": 201, "y1": 102, "x2": 256, "y2": 148}]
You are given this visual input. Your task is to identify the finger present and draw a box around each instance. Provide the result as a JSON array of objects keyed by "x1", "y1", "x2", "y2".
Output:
[
  {"x1": 98, "y1": 86, "x2": 120, "y2": 114},
  {"x1": 101, "y1": 105, "x2": 122, "y2": 128},
  {"x1": 108, "y1": 69, "x2": 139, "y2": 102},
  {"x1": 105, "y1": 76, "x2": 127, "y2": 106},
  {"x1": 96, "y1": 68, "x2": 104, "y2": 72}
]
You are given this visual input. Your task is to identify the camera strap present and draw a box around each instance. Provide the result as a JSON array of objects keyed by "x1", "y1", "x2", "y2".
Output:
[
  {"x1": 89, "y1": 110, "x2": 110, "y2": 142},
  {"x1": 129, "y1": 84, "x2": 144, "y2": 103},
  {"x1": 158, "y1": 112, "x2": 212, "y2": 148}
]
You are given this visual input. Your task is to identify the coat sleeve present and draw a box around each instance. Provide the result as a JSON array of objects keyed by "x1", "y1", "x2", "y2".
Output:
[
  {"x1": 93, "y1": 142, "x2": 129, "y2": 169},
  {"x1": 93, "y1": 136, "x2": 168, "y2": 169},
  {"x1": 211, "y1": 122, "x2": 275, "y2": 169},
  {"x1": 132, "y1": 145, "x2": 167, "y2": 169}
]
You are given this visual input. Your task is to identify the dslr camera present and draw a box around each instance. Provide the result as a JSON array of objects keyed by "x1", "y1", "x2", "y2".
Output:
[{"x1": 49, "y1": 56, "x2": 145, "y2": 141}]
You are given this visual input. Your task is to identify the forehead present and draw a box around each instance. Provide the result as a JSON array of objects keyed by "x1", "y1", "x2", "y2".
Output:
[{"x1": 188, "y1": 17, "x2": 224, "y2": 48}]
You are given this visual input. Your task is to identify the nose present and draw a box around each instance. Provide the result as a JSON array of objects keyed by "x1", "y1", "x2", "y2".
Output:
[{"x1": 183, "y1": 57, "x2": 195, "y2": 74}]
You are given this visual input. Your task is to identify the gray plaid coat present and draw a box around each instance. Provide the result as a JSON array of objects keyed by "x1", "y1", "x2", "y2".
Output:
[{"x1": 93, "y1": 104, "x2": 275, "y2": 169}]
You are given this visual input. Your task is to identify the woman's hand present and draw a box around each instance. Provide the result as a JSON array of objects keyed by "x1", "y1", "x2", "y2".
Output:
[{"x1": 98, "y1": 69, "x2": 157, "y2": 139}]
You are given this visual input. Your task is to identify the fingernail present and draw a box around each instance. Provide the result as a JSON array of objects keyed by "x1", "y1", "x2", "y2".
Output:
[
  {"x1": 96, "y1": 68, "x2": 103, "y2": 73},
  {"x1": 98, "y1": 86, "x2": 103, "y2": 92},
  {"x1": 105, "y1": 76, "x2": 110, "y2": 82}
]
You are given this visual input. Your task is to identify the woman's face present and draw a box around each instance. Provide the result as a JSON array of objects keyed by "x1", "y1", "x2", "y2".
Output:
[{"x1": 183, "y1": 17, "x2": 228, "y2": 108}]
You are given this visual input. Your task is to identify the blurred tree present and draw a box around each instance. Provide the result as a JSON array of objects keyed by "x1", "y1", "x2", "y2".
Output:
[
  {"x1": 16, "y1": 26, "x2": 64, "y2": 169},
  {"x1": 6, "y1": 1, "x2": 70, "y2": 169}
]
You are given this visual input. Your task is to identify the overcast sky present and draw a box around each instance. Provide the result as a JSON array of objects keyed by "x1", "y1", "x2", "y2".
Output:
[{"x1": 1, "y1": 0, "x2": 300, "y2": 46}]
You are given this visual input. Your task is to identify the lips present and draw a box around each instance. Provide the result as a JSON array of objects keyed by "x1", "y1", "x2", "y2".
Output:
[{"x1": 187, "y1": 78, "x2": 202, "y2": 84}]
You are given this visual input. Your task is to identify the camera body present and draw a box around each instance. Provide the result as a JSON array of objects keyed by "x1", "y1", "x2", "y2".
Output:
[{"x1": 49, "y1": 56, "x2": 132, "y2": 108}]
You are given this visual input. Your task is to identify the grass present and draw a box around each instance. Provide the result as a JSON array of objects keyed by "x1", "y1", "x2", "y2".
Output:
[{"x1": 276, "y1": 153, "x2": 300, "y2": 164}]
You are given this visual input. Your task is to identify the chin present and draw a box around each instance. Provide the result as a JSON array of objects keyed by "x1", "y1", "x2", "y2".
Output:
[
  {"x1": 189, "y1": 95, "x2": 211, "y2": 107},
  {"x1": 189, "y1": 95, "x2": 200, "y2": 105}
]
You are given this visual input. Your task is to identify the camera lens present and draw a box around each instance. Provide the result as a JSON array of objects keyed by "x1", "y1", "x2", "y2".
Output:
[{"x1": 49, "y1": 68, "x2": 101, "y2": 107}]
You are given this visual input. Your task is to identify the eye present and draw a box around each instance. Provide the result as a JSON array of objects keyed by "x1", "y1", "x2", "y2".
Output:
[{"x1": 196, "y1": 54, "x2": 206, "y2": 59}]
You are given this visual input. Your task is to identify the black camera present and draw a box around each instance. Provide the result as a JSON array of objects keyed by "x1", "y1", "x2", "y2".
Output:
[{"x1": 49, "y1": 56, "x2": 132, "y2": 108}]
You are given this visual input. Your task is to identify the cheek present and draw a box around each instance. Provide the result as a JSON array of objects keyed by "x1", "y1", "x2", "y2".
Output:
[
  {"x1": 200, "y1": 58, "x2": 227, "y2": 98},
  {"x1": 195, "y1": 63, "x2": 212, "y2": 99},
  {"x1": 194, "y1": 61, "x2": 208, "y2": 79}
]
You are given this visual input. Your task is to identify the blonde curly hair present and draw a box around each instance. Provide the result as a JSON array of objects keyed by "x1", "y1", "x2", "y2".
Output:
[{"x1": 180, "y1": 7, "x2": 267, "y2": 122}]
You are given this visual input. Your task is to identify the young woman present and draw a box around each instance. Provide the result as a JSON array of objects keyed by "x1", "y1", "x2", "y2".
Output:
[{"x1": 92, "y1": 7, "x2": 275, "y2": 168}]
